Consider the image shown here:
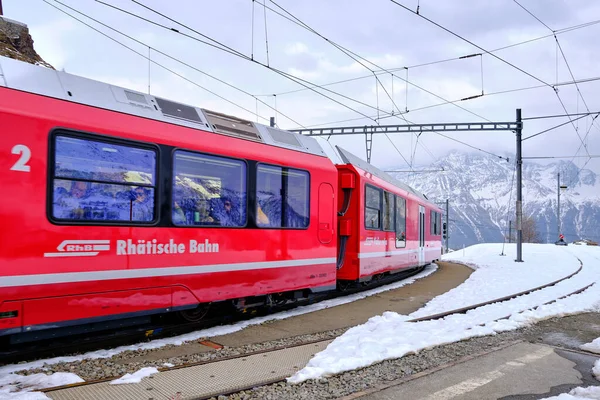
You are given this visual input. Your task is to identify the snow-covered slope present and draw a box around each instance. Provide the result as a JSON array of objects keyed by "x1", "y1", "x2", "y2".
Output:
[{"x1": 389, "y1": 151, "x2": 600, "y2": 248}]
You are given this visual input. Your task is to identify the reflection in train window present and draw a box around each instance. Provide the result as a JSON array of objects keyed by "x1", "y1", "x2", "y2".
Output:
[
  {"x1": 383, "y1": 191, "x2": 395, "y2": 231},
  {"x1": 172, "y1": 151, "x2": 247, "y2": 227},
  {"x1": 54, "y1": 136, "x2": 155, "y2": 184},
  {"x1": 395, "y1": 195, "x2": 407, "y2": 248},
  {"x1": 365, "y1": 185, "x2": 381, "y2": 230},
  {"x1": 53, "y1": 180, "x2": 154, "y2": 221},
  {"x1": 51, "y1": 134, "x2": 156, "y2": 223},
  {"x1": 431, "y1": 210, "x2": 441, "y2": 235},
  {"x1": 255, "y1": 164, "x2": 310, "y2": 228}
]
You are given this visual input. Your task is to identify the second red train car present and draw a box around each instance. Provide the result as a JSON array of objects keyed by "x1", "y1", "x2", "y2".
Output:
[{"x1": 0, "y1": 55, "x2": 441, "y2": 344}]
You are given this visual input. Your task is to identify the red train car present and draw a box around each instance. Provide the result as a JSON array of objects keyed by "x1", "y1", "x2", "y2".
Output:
[
  {"x1": 335, "y1": 147, "x2": 442, "y2": 282},
  {"x1": 0, "y1": 55, "x2": 441, "y2": 344},
  {"x1": 0, "y1": 56, "x2": 338, "y2": 342}
]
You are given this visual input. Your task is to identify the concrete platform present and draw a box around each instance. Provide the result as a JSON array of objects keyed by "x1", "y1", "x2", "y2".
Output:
[
  {"x1": 353, "y1": 342, "x2": 600, "y2": 400},
  {"x1": 46, "y1": 340, "x2": 332, "y2": 400}
]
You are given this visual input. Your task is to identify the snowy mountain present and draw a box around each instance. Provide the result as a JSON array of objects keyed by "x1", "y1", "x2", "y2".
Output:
[{"x1": 389, "y1": 151, "x2": 600, "y2": 248}]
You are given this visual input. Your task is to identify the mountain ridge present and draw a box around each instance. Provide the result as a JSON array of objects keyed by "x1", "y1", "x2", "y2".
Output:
[{"x1": 389, "y1": 151, "x2": 600, "y2": 248}]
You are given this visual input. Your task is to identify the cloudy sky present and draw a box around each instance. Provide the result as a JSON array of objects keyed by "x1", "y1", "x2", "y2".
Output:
[{"x1": 4, "y1": 0, "x2": 600, "y2": 175}]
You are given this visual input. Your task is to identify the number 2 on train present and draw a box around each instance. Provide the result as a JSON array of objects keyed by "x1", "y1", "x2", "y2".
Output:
[{"x1": 10, "y1": 144, "x2": 31, "y2": 172}]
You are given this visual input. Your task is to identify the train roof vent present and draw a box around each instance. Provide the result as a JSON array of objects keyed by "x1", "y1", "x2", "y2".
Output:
[
  {"x1": 124, "y1": 90, "x2": 148, "y2": 104},
  {"x1": 155, "y1": 97, "x2": 203, "y2": 124},
  {"x1": 266, "y1": 127, "x2": 301, "y2": 147},
  {"x1": 203, "y1": 109, "x2": 262, "y2": 142}
]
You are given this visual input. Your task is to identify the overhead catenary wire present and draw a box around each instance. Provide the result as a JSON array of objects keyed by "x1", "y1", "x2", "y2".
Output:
[
  {"x1": 117, "y1": 0, "x2": 428, "y2": 167},
  {"x1": 251, "y1": 0, "x2": 255, "y2": 60},
  {"x1": 262, "y1": 0, "x2": 270, "y2": 66},
  {"x1": 259, "y1": 17, "x2": 600, "y2": 97},
  {"x1": 523, "y1": 155, "x2": 600, "y2": 160},
  {"x1": 512, "y1": 0, "x2": 553, "y2": 31},
  {"x1": 50, "y1": 0, "x2": 307, "y2": 127},
  {"x1": 260, "y1": 0, "x2": 523, "y2": 167},
  {"x1": 391, "y1": 0, "x2": 597, "y2": 169},
  {"x1": 512, "y1": 0, "x2": 597, "y2": 127},
  {"x1": 263, "y1": 0, "x2": 419, "y2": 165},
  {"x1": 96, "y1": 0, "x2": 383, "y2": 124},
  {"x1": 44, "y1": 0, "x2": 274, "y2": 123},
  {"x1": 390, "y1": 0, "x2": 594, "y2": 160},
  {"x1": 522, "y1": 113, "x2": 593, "y2": 141},
  {"x1": 511, "y1": 0, "x2": 596, "y2": 159},
  {"x1": 258, "y1": 0, "x2": 492, "y2": 124},
  {"x1": 299, "y1": 77, "x2": 600, "y2": 128},
  {"x1": 387, "y1": 0, "x2": 553, "y2": 88},
  {"x1": 522, "y1": 111, "x2": 600, "y2": 120}
]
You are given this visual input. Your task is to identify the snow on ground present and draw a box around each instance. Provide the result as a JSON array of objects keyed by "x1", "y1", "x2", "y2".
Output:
[
  {"x1": 538, "y1": 386, "x2": 600, "y2": 399},
  {"x1": 0, "y1": 265, "x2": 437, "y2": 397},
  {"x1": 582, "y1": 338, "x2": 600, "y2": 354},
  {"x1": 289, "y1": 244, "x2": 600, "y2": 383},
  {"x1": 594, "y1": 359, "x2": 600, "y2": 381},
  {"x1": 0, "y1": 372, "x2": 83, "y2": 400},
  {"x1": 110, "y1": 367, "x2": 158, "y2": 385},
  {"x1": 411, "y1": 243, "x2": 581, "y2": 317}
]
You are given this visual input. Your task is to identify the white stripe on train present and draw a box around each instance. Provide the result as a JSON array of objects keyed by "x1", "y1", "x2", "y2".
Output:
[
  {"x1": 2, "y1": 247, "x2": 441, "y2": 288},
  {"x1": 357, "y1": 247, "x2": 442, "y2": 259},
  {"x1": 0, "y1": 257, "x2": 337, "y2": 288}
]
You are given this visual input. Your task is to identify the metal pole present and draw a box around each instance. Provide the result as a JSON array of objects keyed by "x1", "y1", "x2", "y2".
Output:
[
  {"x1": 445, "y1": 199, "x2": 449, "y2": 253},
  {"x1": 509, "y1": 220, "x2": 512, "y2": 243},
  {"x1": 516, "y1": 108, "x2": 523, "y2": 262},
  {"x1": 269, "y1": 117, "x2": 275, "y2": 127},
  {"x1": 557, "y1": 172, "x2": 560, "y2": 240},
  {"x1": 0, "y1": 0, "x2": 3, "y2": 16}
]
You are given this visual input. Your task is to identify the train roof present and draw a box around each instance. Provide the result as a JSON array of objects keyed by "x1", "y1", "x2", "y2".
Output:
[
  {"x1": 0, "y1": 55, "x2": 326, "y2": 158},
  {"x1": 335, "y1": 146, "x2": 432, "y2": 203}
]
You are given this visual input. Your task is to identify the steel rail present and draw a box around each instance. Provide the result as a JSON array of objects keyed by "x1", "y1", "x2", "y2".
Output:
[
  {"x1": 42, "y1": 260, "x2": 592, "y2": 398},
  {"x1": 408, "y1": 259, "x2": 583, "y2": 322}
]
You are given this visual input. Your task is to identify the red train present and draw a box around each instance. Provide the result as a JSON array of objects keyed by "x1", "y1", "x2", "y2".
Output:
[{"x1": 0, "y1": 55, "x2": 442, "y2": 344}]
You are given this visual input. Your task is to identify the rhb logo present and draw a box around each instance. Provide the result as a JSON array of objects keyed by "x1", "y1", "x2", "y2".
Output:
[{"x1": 44, "y1": 240, "x2": 111, "y2": 258}]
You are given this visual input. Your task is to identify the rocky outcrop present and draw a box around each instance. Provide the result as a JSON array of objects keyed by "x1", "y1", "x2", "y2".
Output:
[{"x1": 0, "y1": 16, "x2": 54, "y2": 69}]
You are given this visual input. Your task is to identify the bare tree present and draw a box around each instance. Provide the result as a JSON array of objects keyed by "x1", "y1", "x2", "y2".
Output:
[{"x1": 522, "y1": 215, "x2": 542, "y2": 243}]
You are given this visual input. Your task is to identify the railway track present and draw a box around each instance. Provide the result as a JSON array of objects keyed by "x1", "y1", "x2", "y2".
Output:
[
  {"x1": 0, "y1": 266, "x2": 427, "y2": 364},
  {"x1": 41, "y1": 260, "x2": 595, "y2": 400}
]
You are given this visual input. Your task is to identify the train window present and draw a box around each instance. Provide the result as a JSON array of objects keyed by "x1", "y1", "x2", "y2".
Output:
[
  {"x1": 395, "y1": 195, "x2": 406, "y2": 247},
  {"x1": 172, "y1": 151, "x2": 247, "y2": 227},
  {"x1": 365, "y1": 185, "x2": 381, "y2": 230},
  {"x1": 255, "y1": 164, "x2": 310, "y2": 228},
  {"x1": 54, "y1": 136, "x2": 155, "y2": 185},
  {"x1": 430, "y1": 211, "x2": 441, "y2": 235},
  {"x1": 52, "y1": 135, "x2": 156, "y2": 223},
  {"x1": 383, "y1": 191, "x2": 394, "y2": 231}
]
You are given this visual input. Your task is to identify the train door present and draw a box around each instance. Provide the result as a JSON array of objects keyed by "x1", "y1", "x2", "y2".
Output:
[
  {"x1": 318, "y1": 183, "x2": 334, "y2": 244},
  {"x1": 418, "y1": 205, "x2": 425, "y2": 264}
]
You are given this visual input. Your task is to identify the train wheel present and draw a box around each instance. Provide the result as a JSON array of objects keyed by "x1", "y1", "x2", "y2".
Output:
[{"x1": 179, "y1": 303, "x2": 211, "y2": 323}]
